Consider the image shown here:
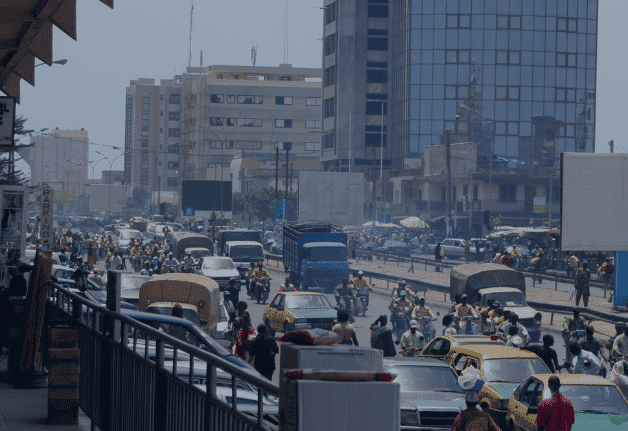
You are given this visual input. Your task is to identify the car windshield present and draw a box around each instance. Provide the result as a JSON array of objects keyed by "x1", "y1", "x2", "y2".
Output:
[
  {"x1": 229, "y1": 245, "x2": 264, "y2": 261},
  {"x1": 190, "y1": 249, "x2": 212, "y2": 259},
  {"x1": 203, "y1": 259, "x2": 235, "y2": 270},
  {"x1": 481, "y1": 358, "x2": 549, "y2": 383},
  {"x1": 285, "y1": 295, "x2": 333, "y2": 309},
  {"x1": 558, "y1": 385, "x2": 628, "y2": 415},
  {"x1": 120, "y1": 230, "x2": 141, "y2": 240},
  {"x1": 306, "y1": 247, "x2": 346, "y2": 262},
  {"x1": 481, "y1": 291, "x2": 527, "y2": 308},
  {"x1": 384, "y1": 365, "x2": 462, "y2": 393}
]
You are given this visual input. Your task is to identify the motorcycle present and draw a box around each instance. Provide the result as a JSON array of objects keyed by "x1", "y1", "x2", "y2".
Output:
[
  {"x1": 456, "y1": 315, "x2": 479, "y2": 335},
  {"x1": 337, "y1": 295, "x2": 357, "y2": 324},
  {"x1": 356, "y1": 290, "x2": 369, "y2": 317},
  {"x1": 563, "y1": 329, "x2": 586, "y2": 364},
  {"x1": 163, "y1": 264, "x2": 178, "y2": 274},
  {"x1": 253, "y1": 276, "x2": 271, "y2": 304},
  {"x1": 418, "y1": 315, "x2": 438, "y2": 344},
  {"x1": 181, "y1": 264, "x2": 194, "y2": 273},
  {"x1": 392, "y1": 305, "x2": 412, "y2": 343},
  {"x1": 246, "y1": 275, "x2": 255, "y2": 298}
]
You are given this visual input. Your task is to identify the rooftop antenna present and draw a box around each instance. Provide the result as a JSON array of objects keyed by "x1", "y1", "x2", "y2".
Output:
[
  {"x1": 283, "y1": 0, "x2": 289, "y2": 64},
  {"x1": 200, "y1": 50, "x2": 203, "y2": 67},
  {"x1": 188, "y1": 3, "x2": 194, "y2": 69},
  {"x1": 251, "y1": 46, "x2": 257, "y2": 67}
]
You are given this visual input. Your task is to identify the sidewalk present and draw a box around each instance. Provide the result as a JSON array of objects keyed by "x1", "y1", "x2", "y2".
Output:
[
  {"x1": 0, "y1": 356, "x2": 92, "y2": 431},
  {"x1": 352, "y1": 259, "x2": 627, "y2": 338}
]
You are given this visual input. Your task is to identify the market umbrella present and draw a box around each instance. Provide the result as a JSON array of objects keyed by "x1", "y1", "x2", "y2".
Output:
[{"x1": 399, "y1": 216, "x2": 427, "y2": 229}]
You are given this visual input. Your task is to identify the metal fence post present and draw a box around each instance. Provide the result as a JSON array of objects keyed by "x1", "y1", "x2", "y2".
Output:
[
  {"x1": 154, "y1": 338, "x2": 167, "y2": 431},
  {"x1": 555, "y1": 272, "x2": 558, "y2": 291}
]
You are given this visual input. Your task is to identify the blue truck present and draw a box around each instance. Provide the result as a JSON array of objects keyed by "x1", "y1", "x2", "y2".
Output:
[{"x1": 283, "y1": 222, "x2": 349, "y2": 293}]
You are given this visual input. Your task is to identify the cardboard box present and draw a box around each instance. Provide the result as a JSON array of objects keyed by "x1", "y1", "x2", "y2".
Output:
[
  {"x1": 49, "y1": 326, "x2": 79, "y2": 348},
  {"x1": 280, "y1": 344, "x2": 383, "y2": 379},
  {"x1": 279, "y1": 379, "x2": 400, "y2": 431}
]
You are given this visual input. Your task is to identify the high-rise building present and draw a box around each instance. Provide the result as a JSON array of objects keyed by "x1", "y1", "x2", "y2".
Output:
[
  {"x1": 180, "y1": 64, "x2": 322, "y2": 183},
  {"x1": 323, "y1": 0, "x2": 598, "y2": 230},
  {"x1": 28, "y1": 128, "x2": 89, "y2": 191},
  {"x1": 125, "y1": 78, "x2": 183, "y2": 206}
]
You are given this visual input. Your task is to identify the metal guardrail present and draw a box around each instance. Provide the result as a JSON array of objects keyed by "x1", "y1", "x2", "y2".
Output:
[
  {"x1": 48, "y1": 283, "x2": 279, "y2": 431},
  {"x1": 355, "y1": 268, "x2": 626, "y2": 325}
]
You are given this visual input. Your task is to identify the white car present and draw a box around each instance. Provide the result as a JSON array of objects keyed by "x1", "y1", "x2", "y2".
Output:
[
  {"x1": 195, "y1": 256, "x2": 241, "y2": 291},
  {"x1": 117, "y1": 229, "x2": 142, "y2": 255},
  {"x1": 429, "y1": 238, "x2": 468, "y2": 259}
]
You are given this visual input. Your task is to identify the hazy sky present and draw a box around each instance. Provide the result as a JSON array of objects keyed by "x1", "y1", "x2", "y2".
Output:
[{"x1": 15, "y1": 0, "x2": 627, "y2": 178}]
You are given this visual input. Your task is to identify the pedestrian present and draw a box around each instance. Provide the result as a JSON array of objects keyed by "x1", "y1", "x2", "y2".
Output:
[
  {"x1": 233, "y1": 314, "x2": 256, "y2": 364},
  {"x1": 332, "y1": 309, "x2": 358, "y2": 345},
  {"x1": 249, "y1": 324, "x2": 279, "y2": 381},
  {"x1": 464, "y1": 241, "x2": 471, "y2": 263},
  {"x1": 434, "y1": 242, "x2": 443, "y2": 272},
  {"x1": 574, "y1": 262, "x2": 591, "y2": 307},
  {"x1": 564, "y1": 343, "x2": 603, "y2": 376},
  {"x1": 536, "y1": 376, "x2": 574, "y2": 431},
  {"x1": 451, "y1": 390, "x2": 501, "y2": 431},
  {"x1": 535, "y1": 335, "x2": 562, "y2": 373},
  {"x1": 369, "y1": 315, "x2": 396, "y2": 357},
  {"x1": 226, "y1": 277, "x2": 241, "y2": 309}
]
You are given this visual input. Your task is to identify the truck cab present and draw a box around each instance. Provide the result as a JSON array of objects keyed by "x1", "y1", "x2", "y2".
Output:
[
  {"x1": 298, "y1": 242, "x2": 348, "y2": 291},
  {"x1": 223, "y1": 241, "x2": 265, "y2": 277}
]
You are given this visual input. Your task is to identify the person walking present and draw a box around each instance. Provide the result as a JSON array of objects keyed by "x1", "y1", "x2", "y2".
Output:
[
  {"x1": 332, "y1": 309, "x2": 359, "y2": 345},
  {"x1": 536, "y1": 376, "x2": 574, "y2": 431},
  {"x1": 434, "y1": 242, "x2": 443, "y2": 272},
  {"x1": 574, "y1": 262, "x2": 591, "y2": 307},
  {"x1": 249, "y1": 324, "x2": 279, "y2": 381},
  {"x1": 369, "y1": 315, "x2": 396, "y2": 357}
]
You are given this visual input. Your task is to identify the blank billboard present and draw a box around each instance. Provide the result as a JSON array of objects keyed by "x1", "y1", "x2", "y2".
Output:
[
  {"x1": 298, "y1": 172, "x2": 364, "y2": 227},
  {"x1": 181, "y1": 180, "x2": 232, "y2": 212},
  {"x1": 561, "y1": 153, "x2": 628, "y2": 251}
]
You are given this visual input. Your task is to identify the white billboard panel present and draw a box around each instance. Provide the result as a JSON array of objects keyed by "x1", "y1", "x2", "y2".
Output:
[
  {"x1": 89, "y1": 185, "x2": 127, "y2": 213},
  {"x1": 561, "y1": 153, "x2": 628, "y2": 251},
  {"x1": 298, "y1": 172, "x2": 364, "y2": 227}
]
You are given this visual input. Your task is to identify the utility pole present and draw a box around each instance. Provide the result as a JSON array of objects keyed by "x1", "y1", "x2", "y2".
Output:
[
  {"x1": 609, "y1": 140, "x2": 614, "y2": 153},
  {"x1": 285, "y1": 146, "x2": 289, "y2": 221},
  {"x1": 445, "y1": 130, "x2": 452, "y2": 237},
  {"x1": 275, "y1": 146, "x2": 279, "y2": 198}
]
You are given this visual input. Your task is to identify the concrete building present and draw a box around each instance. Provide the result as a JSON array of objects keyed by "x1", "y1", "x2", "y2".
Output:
[
  {"x1": 323, "y1": 0, "x2": 598, "y2": 232},
  {"x1": 180, "y1": 64, "x2": 322, "y2": 184},
  {"x1": 27, "y1": 128, "x2": 88, "y2": 192},
  {"x1": 125, "y1": 78, "x2": 183, "y2": 206}
]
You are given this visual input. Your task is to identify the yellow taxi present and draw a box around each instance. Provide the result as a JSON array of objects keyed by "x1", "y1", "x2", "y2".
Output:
[
  {"x1": 420, "y1": 334, "x2": 504, "y2": 361},
  {"x1": 444, "y1": 344, "x2": 550, "y2": 429},
  {"x1": 506, "y1": 374, "x2": 628, "y2": 431},
  {"x1": 263, "y1": 291, "x2": 337, "y2": 336}
]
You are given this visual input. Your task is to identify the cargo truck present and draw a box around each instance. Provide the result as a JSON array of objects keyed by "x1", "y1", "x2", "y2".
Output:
[
  {"x1": 283, "y1": 222, "x2": 349, "y2": 293},
  {"x1": 216, "y1": 229, "x2": 264, "y2": 277}
]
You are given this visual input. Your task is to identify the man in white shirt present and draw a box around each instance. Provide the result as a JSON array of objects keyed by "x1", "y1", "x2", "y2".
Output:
[
  {"x1": 498, "y1": 314, "x2": 529, "y2": 343},
  {"x1": 565, "y1": 343, "x2": 603, "y2": 376}
]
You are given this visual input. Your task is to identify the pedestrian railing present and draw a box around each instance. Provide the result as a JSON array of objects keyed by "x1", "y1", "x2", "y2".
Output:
[{"x1": 47, "y1": 283, "x2": 279, "y2": 431}]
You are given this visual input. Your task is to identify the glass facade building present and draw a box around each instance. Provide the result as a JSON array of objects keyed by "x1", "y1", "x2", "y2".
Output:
[{"x1": 390, "y1": 0, "x2": 597, "y2": 170}]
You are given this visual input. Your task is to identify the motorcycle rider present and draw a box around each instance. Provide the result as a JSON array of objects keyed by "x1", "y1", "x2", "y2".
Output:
[
  {"x1": 562, "y1": 308, "x2": 590, "y2": 363},
  {"x1": 607, "y1": 322, "x2": 626, "y2": 364},
  {"x1": 334, "y1": 278, "x2": 356, "y2": 310},
  {"x1": 390, "y1": 290, "x2": 413, "y2": 343},
  {"x1": 442, "y1": 314, "x2": 458, "y2": 336},
  {"x1": 612, "y1": 324, "x2": 628, "y2": 362},
  {"x1": 164, "y1": 252, "x2": 179, "y2": 269},
  {"x1": 352, "y1": 271, "x2": 370, "y2": 308},
  {"x1": 252, "y1": 261, "x2": 270, "y2": 300},
  {"x1": 563, "y1": 343, "x2": 603, "y2": 376},
  {"x1": 140, "y1": 261, "x2": 152, "y2": 276},
  {"x1": 411, "y1": 296, "x2": 434, "y2": 320},
  {"x1": 399, "y1": 320, "x2": 425, "y2": 355},
  {"x1": 498, "y1": 314, "x2": 530, "y2": 344},
  {"x1": 182, "y1": 252, "x2": 196, "y2": 270},
  {"x1": 245, "y1": 262, "x2": 256, "y2": 297},
  {"x1": 391, "y1": 280, "x2": 413, "y2": 299},
  {"x1": 226, "y1": 277, "x2": 241, "y2": 308},
  {"x1": 279, "y1": 277, "x2": 297, "y2": 292}
]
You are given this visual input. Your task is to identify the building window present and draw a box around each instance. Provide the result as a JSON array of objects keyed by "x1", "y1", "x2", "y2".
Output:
[
  {"x1": 275, "y1": 119, "x2": 293, "y2": 128},
  {"x1": 168, "y1": 112, "x2": 180, "y2": 121},
  {"x1": 496, "y1": 51, "x2": 520, "y2": 65},
  {"x1": 497, "y1": 15, "x2": 521, "y2": 29},
  {"x1": 368, "y1": 4, "x2": 388, "y2": 18},
  {"x1": 210, "y1": 117, "x2": 224, "y2": 126},
  {"x1": 558, "y1": 18, "x2": 578, "y2": 33},
  {"x1": 446, "y1": 50, "x2": 470, "y2": 64},
  {"x1": 366, "y1": 101, "x2": 387, "y2": 115},
  {"x1": 275, "y1": 96, "x2": 293, "y2": 105},
  {"x1": 226, "y1": 118, "x2": 263, "y2": 127},
  {"x1": 168, "y1": 128, "x2": 180, "y2": 137},
  {"x1": 496, "y1": 86, "x2": 520, "y2": 100},
  {"x1": 365, "y1": 133, "x2": 387, "y2": 147},
  {"x1": 141, "y1": 138, "x2": 149, "y2": 148},
  {"x1": 324, "y1": 66, "x2": 335, "y2": 87},
  {"x1": 446, "y1": 14, "x2": 471, "y2": 28},
  {"x1": 324, "y1": 2, "x2": 336, "y2": 24},
  {"x1": 167, "y1": 177, "x2": 178, "y2": 187},
  {"x1": 208, "y1": 140, "x2": 222, "y2": 149},
  {"x1": 366, "y1": 69, "x2": 388, "y2": 83},
  {"x1": 305, "y1": 120, "x2": 321, "y2": 129},
  {"x1": 322, "y1": 133, "x2": 335, "y2": 149},
  {"x1": 168, "y1": 145, "x2": 179, "y2": 154},
  {"x1": 499, "y1": 184, "x2": 516, "y2": 202},
  {"x1": 169, "y1": 94, "x2": 180, "y2": 104},
  {"x1": 168, "y1": 161, "x2": 179, "y2": 170},
  {"x1": 306, "y1": 97, "x2": 322, "y2": 106},
  {"x1": 556, "y1": 53, "x2": 577, "y2": 67},
  {"x1": 367, "y1": 37, "x2": 388, "y2": 51},
  {"x1": 210, "y1": 95, "x2": 224, "y2": 103},
  {"x1": 141, "y1": 153, "x2": 149, "y2": 162},
  {"x1": 323, "y1": 33, "x2": 336, "y2": 56},
  {"x1": 324, "y1": 97, "x2": 335, "y2": 118},
  {"x1": 367, "y1": 29, "x2": 388, "y2": 36},
  {"x1": 305, "y1": 142, "x2": 321, "y2": 151},
  {"x1": 473, "y1": 184, "x2": 479, "y2": 201},
  {"x1": 235, "y1": 141, "x2": 263, "y2": 150},
  {"x1": 275, "y1": 142, "x2": 292, "y2": 150},
  {"x1": 237, "y1": 95, "x2": 263, "y2": 104},
  {"x1": 226, "y1": 95, "x2": 235, "y2": 103},
  {"x1": 225, "y1": 140, "x2": 234, "y2": 149}
]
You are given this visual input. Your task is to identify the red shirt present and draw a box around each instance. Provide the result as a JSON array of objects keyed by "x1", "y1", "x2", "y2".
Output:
[{"x1": 536, "y1": 393, "x2": 575, "y2": 431}]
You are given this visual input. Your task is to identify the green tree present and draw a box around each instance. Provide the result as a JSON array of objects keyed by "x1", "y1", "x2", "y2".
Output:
[
  {"x1": 126, "y1": 187, "x2": 151, "y2": 209},
  {"x1": 0, "y1": 115, "x2": 33, "y2": 185},
  {"x1": 233, "y1": 187, "x2": 297, "y2": 221}
]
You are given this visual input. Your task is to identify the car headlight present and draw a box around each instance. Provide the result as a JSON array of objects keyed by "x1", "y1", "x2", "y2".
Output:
[
  {"x1": 497, "y1": 398, "x2": 510, "y2": 410},
  {"x1": 400, "y1": 409, "x2": 419, "y2": 426},
  {"x1": 534, "y1": 312, "x2": 543, "y2": 327}
]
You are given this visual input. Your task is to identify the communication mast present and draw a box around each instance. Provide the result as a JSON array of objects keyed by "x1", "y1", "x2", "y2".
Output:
[
  {"x1": 188, "y1": 3, "x2": 194, "y2": 69},
  {"x1": 251, "y1": 46, "x2": 257, "y2": 67},
  {"x1": 283, "y1": 0, "x2": 289, "y2": 64}
]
